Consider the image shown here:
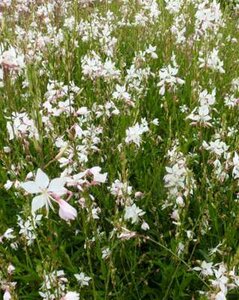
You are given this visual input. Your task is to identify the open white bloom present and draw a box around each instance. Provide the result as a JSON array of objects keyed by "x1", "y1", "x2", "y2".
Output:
[
  {"x1": 165, "y1": 0, "x2": 183, "y2": 14},
  {"x1": 124, "y1": 204, "x2": 145, "y2": 224},
  {"x1": 186, "y1": 105, "x2": 212, "y2": 126},
  {"x1": 88, "y1": 166, "x2": 108, "y2": 184},
  {"x1": 39, "y1": 269, "x2": 68, "y2": 299},
  {"x1": 6, "y1": 112, "x2": 39, "y2": 140},
  {"x1": 157, "y1": 54, "x2": 184, "y2": 95},
  {"x1": 20, "y1": 169, "x2": 77, "y2": 221},
  {"x1": 202, "y1": 139, "x2": 229, "y2": 157},
  {"x1": 0, "y1": 46, "x2": 25, "y2": 70},
  {"x1": 61, "y1": 291, "x2": 80, "y2": 300},
  {"x1": 199, "y1": 89, "x2": 216, "y2": 106},
  {"x1": 102, "y1": 247, "x2": 111, "y2": 259},
  {"x1": 125, "y1": 119, "x2": 149, "y2": 146},
  {"x1": 193, "y1": 261, "x2": 214, "y2": 277},
  {"x1": 21, "y1": 169, "x2": 67, "y2": 214},
  {"x1": 199, "y1": 48, "x2": 225, "y2": 74},
  {"x1": 194, "y1": 0, "x2": 224, "y2": 38},
  {"x1": 1, "y1": 228, "x2": 15, "y2": 241},
  {"x1": 112, "y1": 84, "x2": 131, "y2": 102},
  {"x1": 74, "y1": 272, "x2": 91, "y2": 287}
]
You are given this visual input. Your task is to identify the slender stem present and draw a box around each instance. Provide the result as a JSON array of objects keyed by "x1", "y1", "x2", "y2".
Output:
[{"x1": 142, "y1": 235, "x2": 212, "y2": 290}]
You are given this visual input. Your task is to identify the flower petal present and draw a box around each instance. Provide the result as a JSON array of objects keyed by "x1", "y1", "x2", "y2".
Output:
[
  {"x1": 58, "y1": 200, "x2": 77, "y2": 221},
  {"x1": 35, "y1": 169, "x2": 49, "y2": 189},
  {"x1": 31, "y1": 195, "x2": 47, "y2": 213},
  {"x1": 48, "y1": 177, "x2": 67, "y2": 195},
  {"x1": 21, "y1": 181, "x2": 41, "y2": 194}
]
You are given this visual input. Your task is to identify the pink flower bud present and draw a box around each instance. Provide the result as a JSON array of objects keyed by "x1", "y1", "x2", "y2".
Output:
[
  {"x1": 58, "y1": 199, "x2": 77, "y2": 221},
  {"x1": 3, "y1": 290, "x2": 11, "y2": 300}
]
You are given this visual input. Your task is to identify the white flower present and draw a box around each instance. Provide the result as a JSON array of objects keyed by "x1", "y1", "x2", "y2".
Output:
[
  {"x1": 232, "y1": 152, "x2": 239, "y2": 179},
  {"x1": 157, "y1": 54, "x2": 184, "y2": 95},
  {"x1": 61, "y1": 291, "x2": 80, "y2": 300},
  {"x1": 102, "y1": 247, "x2": 111, "y2": 259},
  {"x1": 0, "y1": 47, "x2": 25, "y2": 70},
  {"x1": 74, "y1": 272, "x2": 91, "y2": 287},
  {"x1": 118, "y1": 228, "x2": 137, "y2": 240},
  {"x1": 202, "y1": 139, "x2": 229, "y2": 157},
  {"x1": 199, "y1": 48, "x2": 225, "y2": 74},
  {"x1": 199, "y1": 89, "x2": 216, "y2": 106},
  {"x1": 193, "y1": 261, "x2": 214, "y2": 277},
  {"x1": 141, "y1": 221, "x2": 150, "y2": 230},
  {"x1": 112, "y1": 84, "x2": 131, "y2": 102},
  {"x1": 125, "y1": 120, "x2": 149, "y2": 147},
  {"x1": 2, "y1": 228, "x2": 15, "y2": 241},
  {"x1": 20, "y1": 169, "x2": 68, "y2": 215},
  {"x1": 7, "y1": 264, "x2": 15, "y2": 275},
  {"x1": 215, "y1": 291, "x2": 226, "y2": 300},
  {"x1": 6, "y1": 112, "x2": 39, "y2": 141},
  {"x1": 186, "y1": 105, "x2": 212, "y2": 126},
  {"x1": 88, "y1": 166, "x2": 108, "y2": 184},
  {"x1": 4, "y1": 180, "x2": 13, "y2": 190},
  {"x1": 124, "y1": 204, "x2": 145, "y2": 224},
  {"x1": 109, "y1": 179, "x2": 132, "y2": 198}
]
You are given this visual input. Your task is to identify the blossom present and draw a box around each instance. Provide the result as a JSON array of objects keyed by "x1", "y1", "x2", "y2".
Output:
[
  {"x1": 157, "y1": 54, "x2": 184, "y2": 95},
  {"x1": 141, "y1": 221, "x2": 150, "y2": 230},
  {"x1": 0, "y1": 47, "x2": 25, "y2": 70},
  {"x1": 112, "y1": 84, "x2": 131, "y2": 102},
  {"x1": 215, "y1": 291, "x2": 226, "y2": 300},
  {"x1": 74, "y1": 272, "x2": 91, "y2": 287},
  {"x1": 193, "y1": 261, "x2": 214, "y2": 277},
  {"x1": 61, "y1": 291, "x2": 80, "y2": 300},
  {"x1": 186, "y1": 105, "x2": 212, "y2": 126},
  {"x1": 124, "y1": 204, "x2": 145, "y2": 224},
  {"x1": 87, "y1": 166, "x2": 108, "y2": 184},
  {"x1": 199, "y1": 48, "x2": 225, "y2": 73},
  {"x1": 3, "y1": 290, "x2": 11, "y2": 300},
  {"x1": 102, "y1": 247, "x2": 111, "y2": 259},
  {"x1": 6, "y1": 112, "x2": 39, "y2": 141},
  {"x1": 21, "y1": 169, "x2": 67, "y2": 214},
  {"x1": 232, "y1": 152, "x2": 239, "y2": 179},
  {"x1": 58, "y1": 199, "x2": 77, "y2": 221},
  {"x1": 118, "y1": 228, "x2": 137, "y2": 240},
  {"x1": 109, "y1": 179, "x2": 132, "y2": 198},
  {"x1": 20, "y1": 169, "x2": 77, "y2": 221},
  {"x1": 125, "y1": 119, "x2": 149, "y2": 147},
  {"x1": 202, "y1": 139, "x2": 229, "y2": 157}
]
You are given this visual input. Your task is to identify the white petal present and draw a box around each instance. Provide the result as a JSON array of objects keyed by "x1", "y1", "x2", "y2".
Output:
[
  {"x1": 35, "y1": 169, "x2": 49, "y2": 189},
  {"x1": 48, "y1": 177, "x2": 67, "y2": 195},
  {"x1": 31, "y1": 195, "x2": 47, "y2": 213},
  {"x1": 21, "y1": 181, "x2": 41, "y2": 194}
]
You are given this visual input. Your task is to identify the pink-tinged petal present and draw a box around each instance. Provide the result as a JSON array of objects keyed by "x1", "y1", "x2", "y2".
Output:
[
  {"x1": 35, "y1": 169, "x2": 49, "y2": 189},
  {"x1": 21, "y1": 181, "x2": 41, "y2": 194},
  {"x1": 31, "y1": 195, "x2": 47, "y2": 213},
  {"x1": 48, "y1": 177, "x2": 67, "y2": 195},
  {"x1": 61, "y1": 292, "x2": 80, "y2": 300},
  {"x1": 3, "y1": 290, "x2": 11, "y2": 300},
  {"x1": 58, "y1": 200, "x2": 77, "y2": 221}
]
